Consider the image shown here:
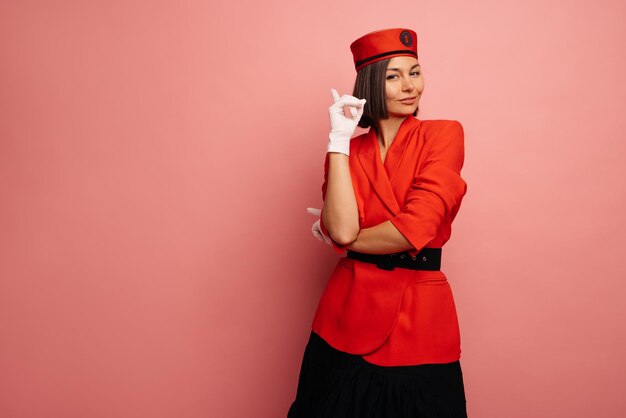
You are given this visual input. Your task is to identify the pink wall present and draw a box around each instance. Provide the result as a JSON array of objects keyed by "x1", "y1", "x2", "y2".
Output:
[{"x1": 1, "y1": 1, "x2": 625, "y2": 417}]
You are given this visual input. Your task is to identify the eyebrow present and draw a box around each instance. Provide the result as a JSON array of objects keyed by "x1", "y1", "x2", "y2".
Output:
[{"x1": 387, "y1": 64, "x2": 421, "y2": 71}]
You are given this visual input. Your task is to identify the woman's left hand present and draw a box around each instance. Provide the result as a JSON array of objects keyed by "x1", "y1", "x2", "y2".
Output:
[{"x1": 307, "y1": 207, "x2": 332, "y2": 246}]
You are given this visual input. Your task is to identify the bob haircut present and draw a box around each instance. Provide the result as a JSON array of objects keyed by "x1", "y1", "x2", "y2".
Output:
[{"x1": 352, "y1": 58, "x2": 418, "y2": 131}]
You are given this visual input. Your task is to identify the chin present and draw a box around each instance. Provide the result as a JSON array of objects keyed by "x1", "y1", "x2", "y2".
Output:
[
  {"x1": 389, "y1": 104, "x2": 419, "y2": 117},
  {"x1": 389, "y1": 111, "x2": 417, "y2": 118}
]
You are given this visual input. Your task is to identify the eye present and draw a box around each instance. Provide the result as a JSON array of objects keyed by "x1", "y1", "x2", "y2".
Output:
[
  {"x1": 411, "y1": 71, "x2": 421, "y2": 76},
  {"x1": 386, "y1": 74, "x2": 398, "y2": 80}
]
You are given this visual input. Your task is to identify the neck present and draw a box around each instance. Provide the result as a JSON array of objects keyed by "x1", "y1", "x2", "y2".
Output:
[{"x1": 375, "y1": 115, "x2": 409, "y2": 149}]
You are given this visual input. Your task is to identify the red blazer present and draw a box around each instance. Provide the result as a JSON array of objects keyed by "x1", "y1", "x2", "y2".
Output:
[{"x1": 312, "y1": 116, "x2": 468, "y2": 366}]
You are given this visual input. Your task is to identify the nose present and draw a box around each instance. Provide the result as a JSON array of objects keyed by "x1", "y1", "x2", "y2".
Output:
[{"x1": 401, "y1": 76, "x2": 414, "y2": 91}]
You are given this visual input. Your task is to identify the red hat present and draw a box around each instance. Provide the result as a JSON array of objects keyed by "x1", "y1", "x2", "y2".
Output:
[{"x1": 350, "y1": 28, "x2": 418, "y2": 72}]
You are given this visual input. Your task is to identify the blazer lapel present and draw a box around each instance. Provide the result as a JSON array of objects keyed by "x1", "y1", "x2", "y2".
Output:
[{"x1": 356, "y1": 129, "x2": 401, "y2": 215}]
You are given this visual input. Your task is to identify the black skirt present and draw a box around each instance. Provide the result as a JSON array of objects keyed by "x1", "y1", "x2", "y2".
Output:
[{"x1": 287, "y1": 331, "x2": 467, "y2": 418}]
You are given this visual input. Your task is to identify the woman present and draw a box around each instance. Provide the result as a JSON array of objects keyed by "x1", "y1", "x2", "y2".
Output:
[{"x1": 288, "y1": 28, "x2": 469, "y2": 418}]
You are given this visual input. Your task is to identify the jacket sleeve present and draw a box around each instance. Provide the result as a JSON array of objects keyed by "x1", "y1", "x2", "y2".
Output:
[
  {"x1": 389, "y1": 120, "x2": 468, "y2": 252},
  {"x1": 319, "y1": 153, "x2": 351, "y2": 254}
]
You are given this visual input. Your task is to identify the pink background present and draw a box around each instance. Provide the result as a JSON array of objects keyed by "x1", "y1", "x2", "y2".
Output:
[{"x1": 1, "y1": 1, "x2": 625, "y2": 417}]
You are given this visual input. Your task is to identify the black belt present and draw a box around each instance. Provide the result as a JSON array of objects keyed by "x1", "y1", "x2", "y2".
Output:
[{"x1": 346, "y1": 248, "x2": 442, "y2": 271}]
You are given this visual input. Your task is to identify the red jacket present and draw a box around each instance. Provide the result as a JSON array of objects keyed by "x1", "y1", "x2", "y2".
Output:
[{"x1": 312, "y1": 116, "x2": 468, "y2": 366}]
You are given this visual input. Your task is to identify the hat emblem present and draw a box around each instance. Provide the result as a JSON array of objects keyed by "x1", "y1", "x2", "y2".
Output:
[{"x1": 399, "y1": 30, "x2": 413, "y2": 47}]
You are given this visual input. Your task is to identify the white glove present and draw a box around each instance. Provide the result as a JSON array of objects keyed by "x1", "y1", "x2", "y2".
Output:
[
  {"x1": 327, "y1": 88, "x2": 366, "y2": 156},
  {"x1": 307, "y1": 207, "x2": 332, "y2": 246}
]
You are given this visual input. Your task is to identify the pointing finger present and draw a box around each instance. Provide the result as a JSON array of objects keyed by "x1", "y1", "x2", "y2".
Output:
[{"x1": 307, "y1": 207, "x2": 322, "y2": 216}]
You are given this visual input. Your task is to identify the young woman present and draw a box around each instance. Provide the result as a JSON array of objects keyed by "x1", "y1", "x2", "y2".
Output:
[{"x1": 288, "y1": 28, "x2": 469, "y2": 418}]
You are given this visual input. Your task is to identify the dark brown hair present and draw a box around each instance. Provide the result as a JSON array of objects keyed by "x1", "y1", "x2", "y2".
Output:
[{"x1": 352, "y1": 58, "x2": 419, "y2": 132}]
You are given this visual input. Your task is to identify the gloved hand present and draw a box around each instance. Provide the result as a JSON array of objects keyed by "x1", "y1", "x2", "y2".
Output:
[
  {"x1": 306, "y1": 207, "x2": 332, "y2": 246},
  {"x1": 327, "y1": 88, "x2": 366, "y2": 156}
]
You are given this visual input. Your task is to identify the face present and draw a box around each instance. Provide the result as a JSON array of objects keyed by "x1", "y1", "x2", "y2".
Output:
[{"x1": 384, "y1": 56, "x2": 424, "y2": 119}]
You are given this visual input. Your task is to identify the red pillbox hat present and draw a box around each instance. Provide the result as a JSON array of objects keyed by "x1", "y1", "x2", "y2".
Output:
[{"x1": 350, "y1": 28, "x2": 418, "y2": 72}]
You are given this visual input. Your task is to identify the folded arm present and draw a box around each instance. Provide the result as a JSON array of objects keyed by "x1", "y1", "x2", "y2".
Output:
[
  {"x1": 348, "y1": 121, "x2": 467, "y2": 255},
  {"x1": 346, "y1": 220, "x2": 412, "y2": 254}
]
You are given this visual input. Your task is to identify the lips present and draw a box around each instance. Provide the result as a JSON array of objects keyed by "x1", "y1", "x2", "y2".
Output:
[{"x1": 399, "y1": 97, "x2": 417, "y2": 103}]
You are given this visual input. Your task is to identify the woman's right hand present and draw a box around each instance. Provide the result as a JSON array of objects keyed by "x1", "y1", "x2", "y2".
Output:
[{"x1": 327, "y1": 88, "x2": 366, "y2": 156}]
